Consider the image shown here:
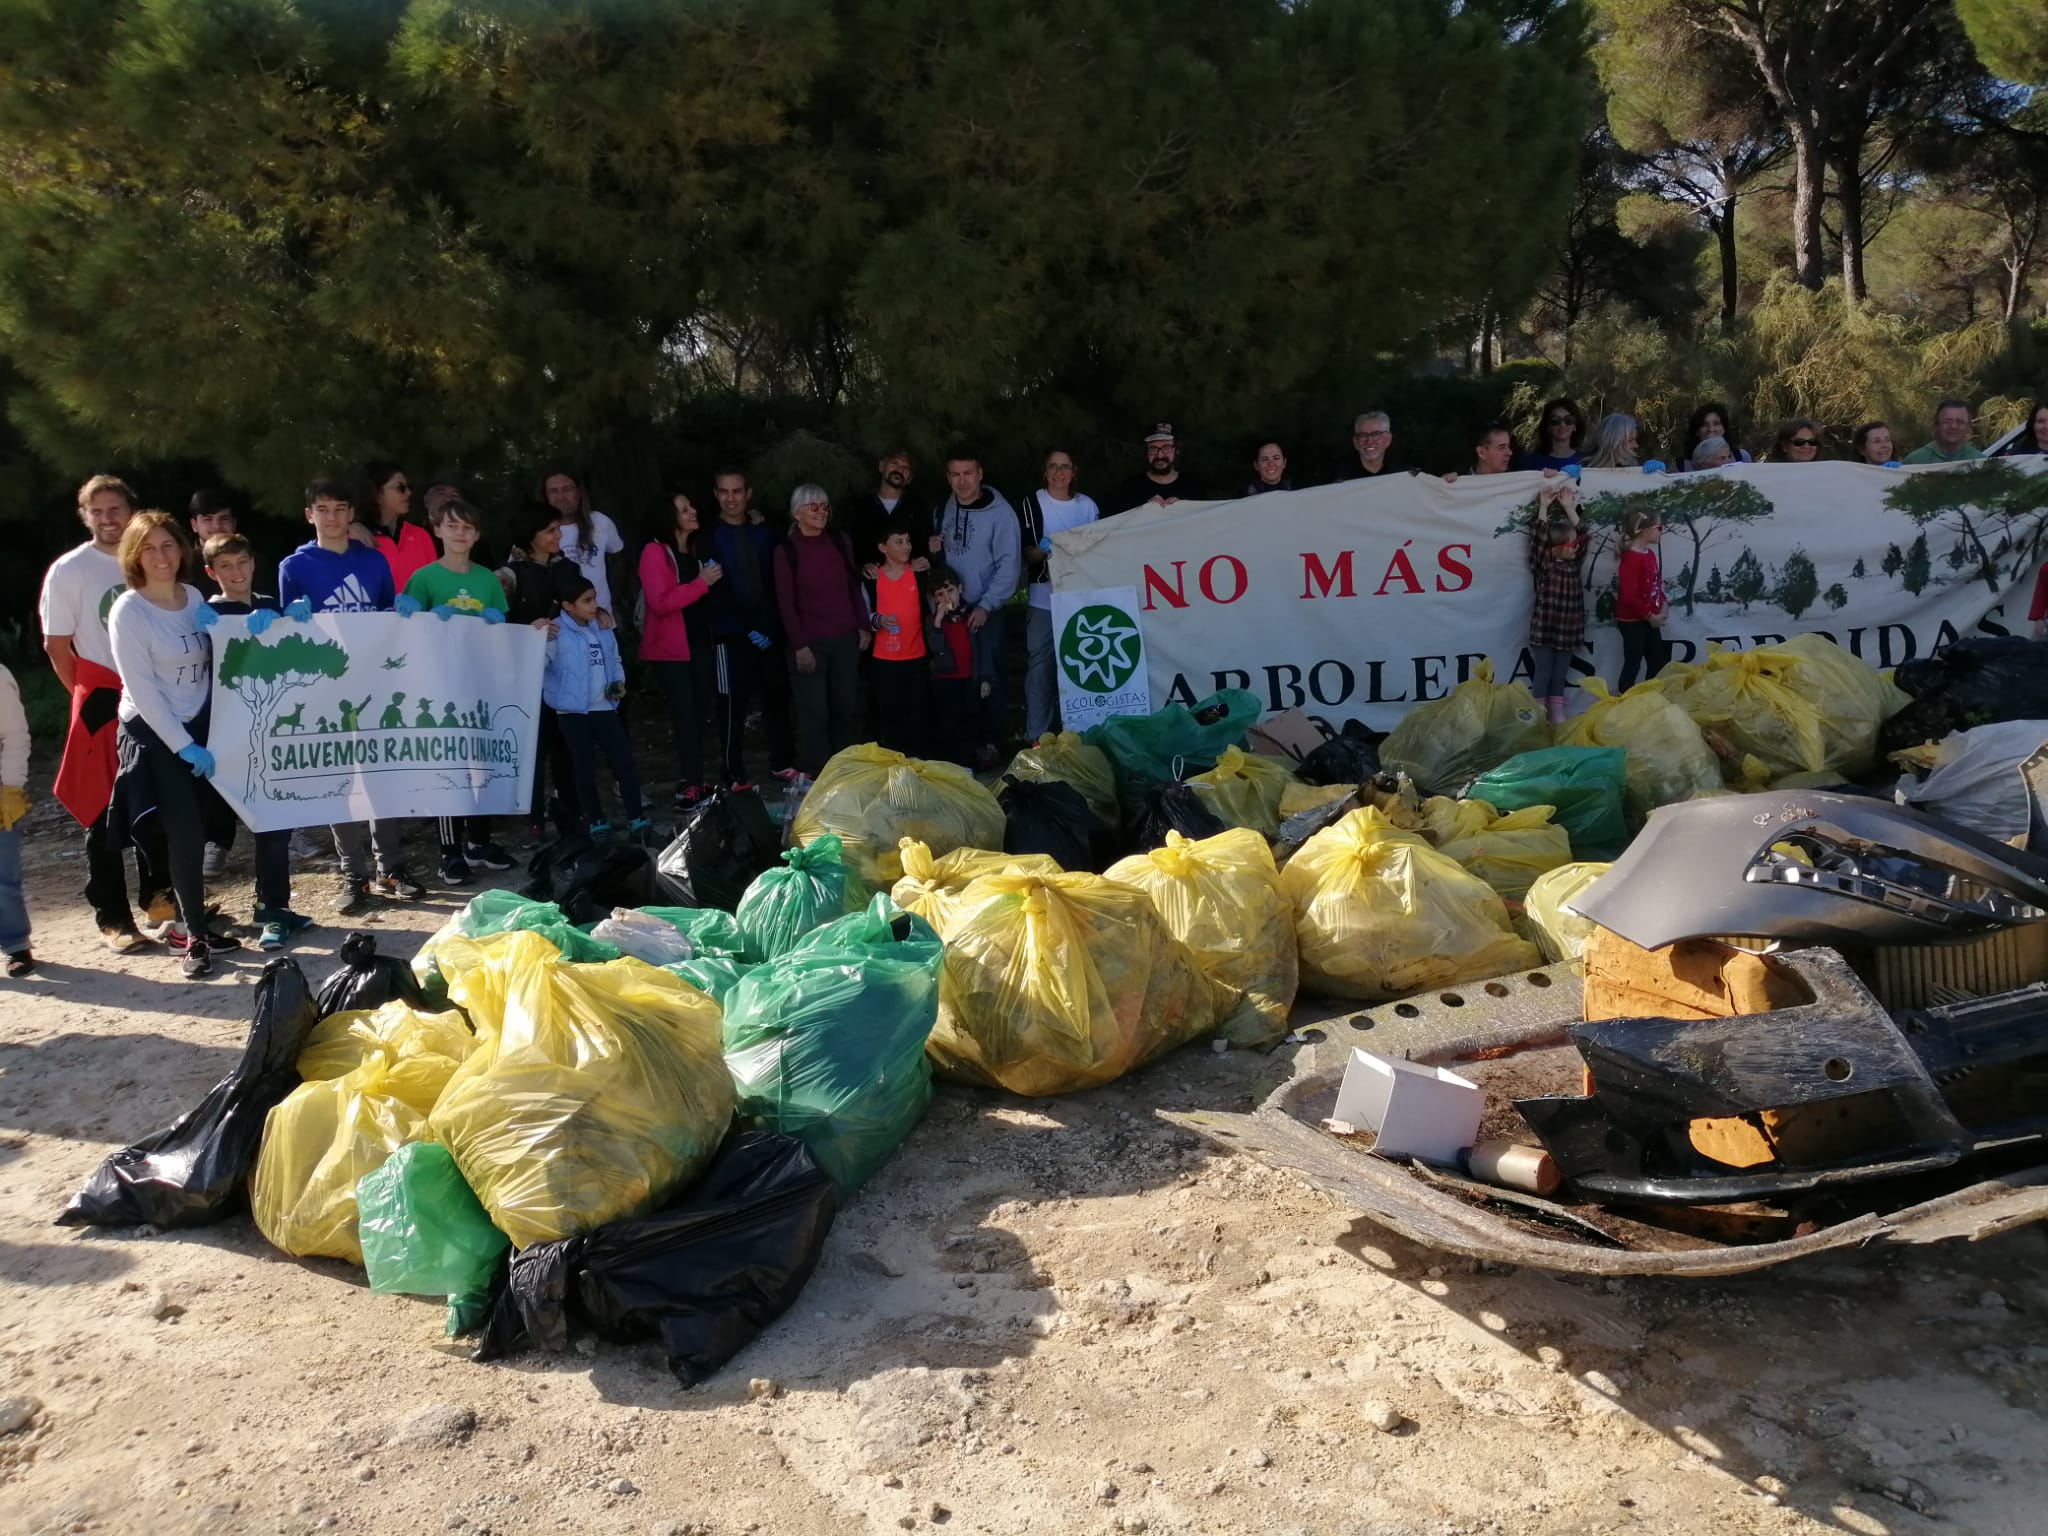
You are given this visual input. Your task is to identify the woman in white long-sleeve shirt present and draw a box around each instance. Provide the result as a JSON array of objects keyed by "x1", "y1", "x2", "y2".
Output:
[{"x1": 108, "y1": 512, "x2": 239, "y2": 978}]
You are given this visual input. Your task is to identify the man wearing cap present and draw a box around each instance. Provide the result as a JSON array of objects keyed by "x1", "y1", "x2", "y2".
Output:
[
  {"x1": 1335, "y1": 410, "x2": 1407, "y2": 480},
  {"x1": 1113, "y1": 424, "x2": 1197, "y2": 514}
]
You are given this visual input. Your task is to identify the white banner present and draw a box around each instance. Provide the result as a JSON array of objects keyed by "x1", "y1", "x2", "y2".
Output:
[
  {"x1": 208, "y1": 613, "x2": 544, "y2": 833},
  {"x1": 1051, "y1": 585, "x2": 1152, "y2": 731},
  {"x1": 1051, "y1": 458, "x2": 2048, "y2": 730}
]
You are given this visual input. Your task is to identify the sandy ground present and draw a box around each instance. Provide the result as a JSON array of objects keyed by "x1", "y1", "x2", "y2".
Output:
[{"x1": 3, "y1": 797, "x2": 2047, "y2": 1536}]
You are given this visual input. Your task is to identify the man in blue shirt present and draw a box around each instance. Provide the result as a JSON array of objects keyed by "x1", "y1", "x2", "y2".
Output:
[{"x1": 278, "y1": 477, "x2": 424, "y2": 914}]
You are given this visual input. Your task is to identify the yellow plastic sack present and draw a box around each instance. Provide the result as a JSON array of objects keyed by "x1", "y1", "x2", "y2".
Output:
[
  {"x1": 889, "y1": 839, "x2": 1062, "y2": 931},
  {"x1": 1378, "y1": 660, "x2": 1552, "y2": 793},
  {"x1": 1522, "y1": 862, "x2": 1610, "y2": 963},
  {"x1": 1421, "y1": 797, "x2": 1572, "y2": 900},
  {"x1": 429, "y1": 931, "x2": 734, "y2": 1249},
  {"x1": 1185, "y1": 746, "x2": 1298, "y2": 837},
  {"x1": 251, "y1": 1026, "x2": 469, "y2": 1264},
  {"x1": 296, "y1": 1001, "x2": 476, "y2": 1083},
  {"x1": 794, "y1": 744, "x2": 1007, "y2": 890},
  {"x1": 1105, "y1": 829, "x2": 1299, "y2": 1046},
  {"x1": 1279, "y1": 781, "x2": 1356, "y2": 819},
  {"x1": 1665, "y1": 635, "x2": 1908, "y2": 783},
  {"x1": 1558, "y1": 678, "x2": 1722, "y2": 820},
  {"x1": 1004, "y1": 732, "x2": 1120, "y2": 826},
  {"x1": 1280, "y1": 806, "x2": 1540, "y2": 1001},
  {"x1": 926, "y1": 871, "x2": 1238, "y2": 1095}
]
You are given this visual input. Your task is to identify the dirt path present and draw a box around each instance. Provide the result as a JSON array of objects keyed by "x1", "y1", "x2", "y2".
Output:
[{"x1": 2, "y1": 803, "x2": 2044, "y2": 1536}]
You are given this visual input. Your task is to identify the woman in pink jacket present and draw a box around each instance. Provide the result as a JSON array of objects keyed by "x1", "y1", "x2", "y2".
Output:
[{"x1": 638, "y1": 495, "x2": 722, "y2": 807}]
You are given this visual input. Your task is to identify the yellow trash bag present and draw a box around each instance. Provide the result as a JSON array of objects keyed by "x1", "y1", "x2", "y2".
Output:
[
  {"x1": 1521, "y1": 862, "x2": 1610, "y2": 963},
  {"x1": 794, "y1": 744, "x2": 1007, "y2": 890},
  {"x1": 251, "y1": 1017, "x2": 470, "y2": 1264},
  {"x1": 1420, "y1": 798, "x2": 1572, "y2": 901},
  {"x1": 926, "y1": 871, "x2": 1238, "y2": 1095},
  {"x1": 1279, "y1": 781, "x2": 1356, "y2": 819},
  {"x1": 1559, "y1": 678, "x2": 1722, "y2": 820},
  {"x1": 1378, "y1": 660, "x2": 1552, "y2": 793},
  {"x1": 429, "y1": 931, "x2": 734, "y2": 1249},
  {"x1": 1004, "y1": 732, "x2": 1120, "y2": 826},
  {"x1": 1665, "y1": 635, "x2": 1907, "y2": 783},
  {"x1": 1280, "y1": 806, "x2": 1540, "y2": 1001},
  {"x1": 1185, "y1": 746, "x2": 1297, "y2": 837},
  {"x1": 889, "y1": 839, "x2": 1061, "y2": 931},
  {"x1": 296, "y1": 1000, "x2": 476, "y2": 1083},
  {"x1": 1105, "y1": 829, "x2": 1299, "y2": 1046}
]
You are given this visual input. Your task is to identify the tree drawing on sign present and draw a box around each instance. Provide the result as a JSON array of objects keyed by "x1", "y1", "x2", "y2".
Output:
[
  {"x1": 1851, "y1": 556, "x2": 1866, "y2": 579},
  {"x1": 1727, "y1": 548, "x2": 1766, "y2": 610},
  {"x1": 1901, "y1": 533, "x2": 1931, "y2": 595},
  {"x1": 217, "y1": 633, "x2": 349, "y2": 798},
  {"x1": 1774, "y1": 548, "x2": 1819, "y2": 619},
  {"x1": 1824, "y1": 583, "x2": 1848, "y2": 610},
  {"x1": 1882, "y1": 460, "x2": 2048, "y2": 594},
  {"x1": 1500, "y1": 476, "x2": 1775, "y2": 616}
]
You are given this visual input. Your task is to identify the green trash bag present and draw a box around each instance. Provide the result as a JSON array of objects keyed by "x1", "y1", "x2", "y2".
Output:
[
  {"x1": 1467, "y1": 746, "x2": 1629, "y2": 861},
  {"x1": 638, "y1": 906, "x2": 748, "y2": 959},
  {"x1": 423, "y1": 889, "x2": 623, "y2": 975},
  {"x1": 722, "y1": 894, "x2": 942, "y2": 1194},
  {"x1": 356, "y1": 1141, "x2": 509, "y2": 1335},
  {"x1": 1083, "y1": 689, "x2": 1261, "y2": 807},
  {"x1": 667, "y1": 955, "x2": 757, "y2": 1005},
  {"x1": 735, "y1": 833, "x2": 865, "y2": 962}
]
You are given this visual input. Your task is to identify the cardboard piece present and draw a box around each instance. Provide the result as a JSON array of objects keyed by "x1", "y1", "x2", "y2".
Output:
[
  {"x1": 1246, "y1": 708, "x2": 1329, "y2": 763},
  {"x1": 1331, "y1": 1047, "x2": 1483, "y2": 1164}
]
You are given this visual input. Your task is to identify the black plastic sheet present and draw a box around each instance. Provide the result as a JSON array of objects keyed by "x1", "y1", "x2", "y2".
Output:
[{"x1": 654, "y1": 790, "x2": 782, "y2": 912}]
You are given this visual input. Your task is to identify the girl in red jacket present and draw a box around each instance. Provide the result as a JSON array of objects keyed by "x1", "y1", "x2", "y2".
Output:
[
  {"x1": 1613, "y1": 504, "x2": 1670, "y2": 689},
  {"x1": 639, "y1": 495, "x2": 723, "y2": 806}
]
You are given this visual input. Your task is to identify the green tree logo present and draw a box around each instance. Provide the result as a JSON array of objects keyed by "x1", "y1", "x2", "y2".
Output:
[
  {"x1": 217, "y1": 633, "x2": 350, "y2": 797},
  {"x1": 1058, "y1": 605, "x2": 1142, "y2": 694}
]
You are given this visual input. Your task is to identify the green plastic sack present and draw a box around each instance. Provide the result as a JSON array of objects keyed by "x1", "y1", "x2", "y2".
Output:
[
  {"x1": 356, "y1": 1141, "x2": 509, "y2": 1335},
  {"x1": 1378, "y1": 661, "x2": 1551, "y2": 793},
  {"x1": 735, "y1": 833, "x2": 865, "y2": 962},
  {"x1": 1004, "y1": 732, "x2": 1120, "y2": 825},
  {"x1": 1558, "y1": 678, "x2": 1721, "y2": 821},
  {"x1": 1083, "y1": 689, "x2": 1261, "y2": 806},
  {"x1": 1467, "y1": 746, "x2": 1629, "y2": 862},
  {"x1": 637, "y1": 906, "x2": 747, "y2": 958},
  {"x1": 722, "y1": 895, "x2": 943, "y2": 1194},
  {"x1": 417, "y1": 890, "x2": 622, "y2": 989},
  {"x1": 667, "y1": 955, "x2": 757, "y2": 1004}
]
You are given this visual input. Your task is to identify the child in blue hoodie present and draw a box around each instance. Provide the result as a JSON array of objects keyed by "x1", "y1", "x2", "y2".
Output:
[{"x1": 543, "y1": 566, "x2": 646, "y2": 839}]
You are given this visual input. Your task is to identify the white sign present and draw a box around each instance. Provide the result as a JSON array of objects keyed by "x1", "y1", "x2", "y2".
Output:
[
  {"x1": 1051, "y1": 458, "x2": 2048, "y2": 729},
  {"x1": 1050, "y1": 586, "x2": 1152, "y2": 731},
  {"x1": 208, "y1": 613, "x2": 544, "y2": 833}
]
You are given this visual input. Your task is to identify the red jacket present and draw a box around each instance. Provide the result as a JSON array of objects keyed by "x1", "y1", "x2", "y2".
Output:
[
  {"x1": 54, "y1": 656, "x2": 123, "y2": 829},
  {"x1": 1615, "y1": 547, "x2": 1667, "y2": 623},
  {"x1": 637, "y1": 541, "x2": 711, "y2": 662}
]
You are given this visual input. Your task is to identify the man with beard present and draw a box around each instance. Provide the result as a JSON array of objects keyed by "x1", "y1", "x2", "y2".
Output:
[
  {"x1": 857, "y1": 448, "x2": 937, "y2": 572},
  {"x1": 1113, "y1": 423, "x2": 1197, "y2": 513},
  {"x1": 1334, "y1": 410, "x2": 1407, "y2": 481}
]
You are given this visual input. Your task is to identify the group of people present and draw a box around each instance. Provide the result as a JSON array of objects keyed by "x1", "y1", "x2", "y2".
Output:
[{"x1": 9, "y1": 392, "x2": 2043, "y2": 983}]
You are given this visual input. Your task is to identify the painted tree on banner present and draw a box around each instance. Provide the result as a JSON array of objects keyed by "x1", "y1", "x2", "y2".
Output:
[
  {"x1": 1883, "y1": 461, "x2": 2048, "y2": 594},
  {"x1": 217, "y1": 634, "x2": 350, "y2": 798}
]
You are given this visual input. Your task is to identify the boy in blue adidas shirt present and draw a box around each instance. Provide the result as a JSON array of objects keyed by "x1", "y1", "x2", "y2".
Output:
[{"x1": 276, "y1": 477, "x2": 423, "y2": 914}]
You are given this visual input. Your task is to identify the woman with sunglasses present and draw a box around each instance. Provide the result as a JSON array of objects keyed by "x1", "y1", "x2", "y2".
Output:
[
  {"x1": 1768, "y1": 419, "x2": 1826, "y2": 463},
  {"x1": 354, "y1": 461, "x2": 437, "y2": 591},
  {"x1": 1516, "y1": 398, "x2": 1584, "y2": 471}
]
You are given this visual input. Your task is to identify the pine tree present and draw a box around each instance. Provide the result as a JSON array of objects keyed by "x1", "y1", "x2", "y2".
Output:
[
  {"x1": 1703, "y1": 564, "x2": 1727, "y2": 602},
  {"x1": 1728, "y1": 547, "x2": 1766, "y2": 609},
  {"x1": 1851, "y1": 556, "x2": 1867, "y2": 578},
  {"x1": 1882, "y1": 543, "x2": 1905, "y2": 578},
  {"x1": 1774, "y1": 547, "x2": 1820, "y2": 617},
  {"x1": 1902, "y1": 532, "x2": 1933, "y2": 595},
  {"x1": 1824, "y1": 582, "x2": 1849, "y2": 609}
]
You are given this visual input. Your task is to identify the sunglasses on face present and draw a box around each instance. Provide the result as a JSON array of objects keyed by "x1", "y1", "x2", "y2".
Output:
[
  {"x1": 1790, "y1": 438, "x2": 1819, "y2": 449},
  {"x1": 1546, "y1": 414, "x2": 1573, "y2": 425}
]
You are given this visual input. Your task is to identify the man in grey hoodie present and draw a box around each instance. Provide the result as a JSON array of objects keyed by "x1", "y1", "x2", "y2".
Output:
[{"x1": 938, "y1": 448, "x2": 1022, "y2": 768}]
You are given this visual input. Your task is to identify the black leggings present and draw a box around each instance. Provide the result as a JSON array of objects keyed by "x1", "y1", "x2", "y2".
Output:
[{"x1": 1618, "y1": 620, "x2": 1671, "y2": 690}]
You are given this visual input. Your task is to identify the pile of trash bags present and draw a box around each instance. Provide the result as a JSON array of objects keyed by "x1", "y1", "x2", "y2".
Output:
[{"x1": 792, "y1": 745, "x2": 1005, "y2": 890}]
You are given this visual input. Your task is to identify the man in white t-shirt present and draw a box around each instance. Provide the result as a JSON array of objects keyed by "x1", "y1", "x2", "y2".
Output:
[
  {"x1": 541, "y1": 469, "x2": 626, "y2": 618},
  {"x1": 39, "y1": 474, "x2": 171, "y2": 951},
  {"x1": 1016, "y1": 448, "x2": 1101, "y2": 739}
]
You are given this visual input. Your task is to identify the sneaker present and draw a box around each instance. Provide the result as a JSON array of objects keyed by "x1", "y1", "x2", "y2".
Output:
[
  {"x1": 163, "y1": 925, "x2": 211, "y2": 978},
  {"x1": 8, "y1": 950, "x2": 36, "y2": 978},
  {"x1": 201, "y1": 842, "x2": 228, "y2": 879},
  {"x1": 138, "y1": 895, "x2": 178, "y2": 941},
  {"x1": 772, "y1": 767, "x2": 802, "y2": 782},
  {"x1": 288, "y1": 830, "x2": 325, "y2": 862},
  {"x1": 256, "y1": 909, "x2": 314, "y2": 951},
  {"x1": 462, "y1": 841, "x2": 513, "y2": 871},
  {"x1": 586, "y1": 821, "x2": 612, "y2": 840},
  {"x1": 728, "y1": 780, "x2": 755, "y2": 795},
  {"x1": 440, "y1": 854, "x2": 475, "y2": 888},
  {"x1": 336, "y1": 877, "x2": 376, "y2": 917},
  {"x1": 674, "y1": 783, "x2": 709, "y2": 809},
  {"x1": 100, "y1": 924, "x2": 150, "y2": 954},
  {"x1": 377, "y1": 868, "x2": 427, "y2": 902},
  {"x1": 626, "y1": 817, "x2": 656, "y2": 846},
  {"x1": 199, "y1": 922, "x2": 242, "y2": 954}
]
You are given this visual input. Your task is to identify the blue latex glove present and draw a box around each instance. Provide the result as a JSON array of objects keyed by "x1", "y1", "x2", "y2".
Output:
[
  {"x1": 1883, "y1": 460, "x2": 1902, "y2": 469},
  {"x1": 284, "y1": 598, "x2": 312, "y2": 623},
  {"x1": 1039, "y1": 537, "x2": 1052, "y2": 553},
  {"x1": 177, "y1": 744, "x2": 216, "y2": 779},
  {"x1": 1641, "y1": 460, "x2": 1666, "y2": 474},
  {"x1": 748, "y1": 630, "x2": 771, "y2": 650},
  {"x1": 245, "y1": 607, "x2": 277, "y2": 636},
  {"x1": 1561, "y1": 464, "x2": 1582, "y2": 481},
  {"x1": 394, "y1": 594, "x2": 423, "y2": 618},
  {"x1": 432, "y1": 603, "x2": 458, "y2": 622},
  {"x1": 192, "y1": 601, "x2": 219, "y2": 632},
  {"x1": 480, "y1": 606, "x2": 505, "y2": 625}
]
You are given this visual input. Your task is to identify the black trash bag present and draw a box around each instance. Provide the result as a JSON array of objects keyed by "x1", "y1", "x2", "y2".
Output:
[
  {"x1": 524, "y1": 834, "x2": 657, "y2": 924},
  {"x1": 1878, "y1": 693, "x2": 1966, "y2": 755},
  {"x1": 1125, "y1": 780, "x2": 1230, "y2": 853},
  {"x1": 473, "y1": 1130, "x2": 838, "y2": 1387},
  {"x1": 1892, "y1": 636, "x2": 2048, "y2": 721},
  {"x1": 315, "y1": 931, "x2": 431, "y2": 1019},
  {"x1": 1296, "y1": 720, "x2": 1386, "y2": 787},
  {"x1": 998, "y1": 774, "x2": 1110, "y2": 871},
  {"x1": 56, "y1": 959, "x2": 319, "y2": 1228},
  {"x1": 655, "y1": 789, "x2": 781, "y2": 911}
]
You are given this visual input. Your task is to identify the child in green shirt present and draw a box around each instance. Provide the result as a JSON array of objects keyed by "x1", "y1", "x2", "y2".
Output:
[{"x1": 397, "y1": 500, "x2": 512, "y2": 885}]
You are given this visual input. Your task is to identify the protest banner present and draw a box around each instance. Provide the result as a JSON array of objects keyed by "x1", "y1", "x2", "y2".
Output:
[
  {"x1": 207, "y1": 613, "x2": 545, "y2": 832},
  {"x1": 1051, "y1": 585, "x2": 1152, "y2": 730},
  {"x1": 1049, "y1": 458, "x2": 2048, "y2": 729}
]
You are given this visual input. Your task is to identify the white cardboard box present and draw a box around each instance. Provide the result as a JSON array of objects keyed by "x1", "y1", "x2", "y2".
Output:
[{"x1": 1330, "y1": 1048, "x2": 1483, "y2": 1164}]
